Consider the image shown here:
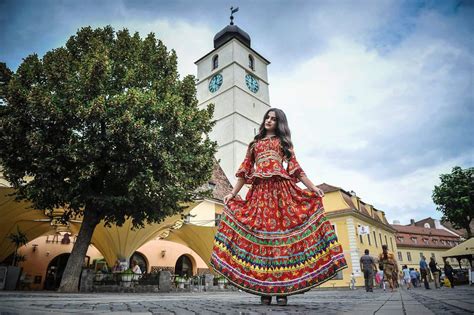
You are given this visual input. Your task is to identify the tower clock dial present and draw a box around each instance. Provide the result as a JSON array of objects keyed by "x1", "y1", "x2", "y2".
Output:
[
  {"x1": 209, "y1": 74, "x2": 223, "y2": 93},
  {"x1": 245, "y1": 74, "x2": 259, "y2": 93}
]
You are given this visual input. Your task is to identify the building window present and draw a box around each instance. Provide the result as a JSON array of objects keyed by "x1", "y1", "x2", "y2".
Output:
[
  {"x1": 373, "y1": 231, "x2": 378, "y2": 247},
  {"x1": 398, "y1": 251, "x2": 403, "y2": 261},
  {"x1": 379, "y1": 233, "x2": 383, "y2": 247},
  {"x1": 248, "y1": 54, "x2": 255, "y2": 70},
  {"x1": 389, "y1": 237, "x2": 394, "y2": 251},
  {"x1": 419, "y1": 252, "x2": 424, "y2": 259},
  {"x1": 423, "y1": 238, "x2": 429, "y2": 244},
  {"x1": 432, "y1": 239, "x2": 438, "y2": 244},
  {"x1": 212, "y1": 55, "x2": 219, "y2": 70},
  {"x1": 407, "y1": 252, "x2": 412, "y2": 262},
  {"x1": 367, "y1": 233, "x2": 371, "y2": 246},
  {"x1": 431, "y1": 253, "x2": 435, "y2": 258},
  {"x1": 358, "y1": 225, "x2": 363, "y2": 244},
  {"x1": 385, "y1": 235, "x2": 388, "y2": 246},
  {"x1": 411, "y1": 237, "x2": 417, "y2": 244}
]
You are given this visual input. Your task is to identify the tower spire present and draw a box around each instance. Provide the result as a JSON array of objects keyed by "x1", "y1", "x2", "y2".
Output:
[{"x1": 230, "y1": 6, "x2": 239, "y2": 25}]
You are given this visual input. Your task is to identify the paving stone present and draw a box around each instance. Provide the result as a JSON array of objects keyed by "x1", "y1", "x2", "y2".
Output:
[{"x1": 0, "y1": 286, "x2": 473, "y2": 314}]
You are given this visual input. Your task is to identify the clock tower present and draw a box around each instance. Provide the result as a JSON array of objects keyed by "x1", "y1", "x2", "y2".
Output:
[{"x1": 195, "y1": 16, "x2": 271, "y2": 184}]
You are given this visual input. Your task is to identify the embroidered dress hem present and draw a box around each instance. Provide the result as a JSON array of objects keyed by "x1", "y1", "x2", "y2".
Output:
[
  {"x1": 211, "y1": 177, "x2": 348, "y2": 296},
  {"x1": 210, "y1": 259, "x2": 347, "y2": 297}
]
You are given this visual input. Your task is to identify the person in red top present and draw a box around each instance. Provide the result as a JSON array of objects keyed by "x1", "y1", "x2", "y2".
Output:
[{"x1": 210, "y1": 108, "x2": 347, "y2": 306}]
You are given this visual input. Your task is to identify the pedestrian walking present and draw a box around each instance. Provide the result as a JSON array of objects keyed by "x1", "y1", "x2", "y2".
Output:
[
  {"x1": 360, "y1": 249, "x2": 377, "y2": 292},
  {"x1": 402, "y1": 265, "x2": 412, "y2": 290},
  {"x1": 415, "y1": 269, "x2": 421, "y2": 287},
  {"x1": 409, "y1": 268, "x2": 418, "y2": 287},
  {"x1": 211, "y1": 108, "x2": 348, "y2": 306},
  {"x1": 419, "y1": 256, "x2": 431, "y2": 289},
  {"x1": 444, "y1": 260, "x2": 455, "y2": 288},
  {"x1": 378, "y1": 245, "x2": 398, "y2": 292},
  {"x1": 429, "y1": 257, "x2": 441, "y2": 289},
  {"x1": 350, "y1": 273, "x2": 356, "y2": 290}
]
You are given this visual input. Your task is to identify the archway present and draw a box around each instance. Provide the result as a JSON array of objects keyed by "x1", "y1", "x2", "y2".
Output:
[
  {"x1": 175, "y1": 254, "x2": 194, "y2": 277},
  {"x1": 129, "y1": 252, "x2": 148, "y2": 274},
  {"x1": 44, "y1": 253, "x2": 70, "y2": 290}
]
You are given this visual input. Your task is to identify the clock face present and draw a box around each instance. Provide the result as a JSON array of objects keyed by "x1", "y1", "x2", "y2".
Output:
[
  {"x1": 245, "y1": 74, "x2": 259, "y2": 93},
  {"x1": 208, "y1": 74, "x2": 223, "y2": 93}
]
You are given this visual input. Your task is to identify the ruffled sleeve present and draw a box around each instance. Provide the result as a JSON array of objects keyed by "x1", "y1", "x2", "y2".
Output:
[
  {"x1": 286, "y1": 148, "x2": 306, "y2": 182},
  {"x1": 235, "y1": 143, "x2": 255, "y2": 184}
]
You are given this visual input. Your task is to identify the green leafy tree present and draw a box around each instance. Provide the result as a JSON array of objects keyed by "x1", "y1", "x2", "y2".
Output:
[
  {"x1": 432, "y1": 166, "x2": 474, "y2": 239},
  {"x1": 0, "y1": 26, "x2": 216, "y2": 292},
  {"x1": 0, "y1": 62, "x2": 13, "y2": 105}
]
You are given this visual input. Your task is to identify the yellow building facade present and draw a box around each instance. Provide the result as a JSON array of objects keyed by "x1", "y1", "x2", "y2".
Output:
[{"x1": 316, "y1": 184, "x2": 398, "y2": 288}]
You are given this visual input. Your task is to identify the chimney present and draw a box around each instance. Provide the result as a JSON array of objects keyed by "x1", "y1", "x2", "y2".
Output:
[{"x1": 410, "y1": 219, "x2": 415, "y2": 226}]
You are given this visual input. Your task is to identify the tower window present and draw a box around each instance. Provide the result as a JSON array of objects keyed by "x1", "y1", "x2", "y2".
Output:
[
  {"x1": 212, "y1": 55, "x2": 219, "y2": 70},
  {"x1": 248, "y1": 55, "x2": 255, "y2": 70}
]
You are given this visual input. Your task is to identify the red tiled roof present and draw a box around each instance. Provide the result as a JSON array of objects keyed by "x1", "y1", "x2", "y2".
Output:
[
  {"x1": 359, "y1": 203, "x2": 370, "y2": 217},
  {"x1": 317, "y1": 183, "x2": 341, "y2": 193},
  {"x1": 342, "y1": 193, "x2": 356, "y2": 209},
  {"x1": 211, "y1": 160, "x2": 233, "y2": 201},
  {"x1": 441, "y1": 220, "x2": 474, "y2": 239},
  {"x1": 392, "y1": 225, "x2": 457, "y2": 237},
  {"x1": 318, "y1": 183, "x2": 393, "y2": 230},
  {"x1": 393, "y1": 224, "x2": 462, "y2": 249}
]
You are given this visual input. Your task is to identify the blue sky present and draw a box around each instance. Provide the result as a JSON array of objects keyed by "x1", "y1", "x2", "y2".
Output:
[{"x1": 1, "y1": 0, "x2": 473, "y2": 224}]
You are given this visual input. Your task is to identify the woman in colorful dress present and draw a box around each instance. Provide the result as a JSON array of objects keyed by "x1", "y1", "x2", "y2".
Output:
[
  {"x1": 210, "y1": 108, "x2": 347, "y2": 306},
  {"x1": 378, "y1": 244, "x2": 398, "y2": 292}
]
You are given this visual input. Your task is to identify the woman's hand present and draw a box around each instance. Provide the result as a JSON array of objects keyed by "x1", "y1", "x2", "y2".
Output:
[
  {"x1": 312, "y1": 186, "x2": 325, "y2": 197},
  {"x1": 223, "y1": 193, "x2": 235, "y2": 204}
]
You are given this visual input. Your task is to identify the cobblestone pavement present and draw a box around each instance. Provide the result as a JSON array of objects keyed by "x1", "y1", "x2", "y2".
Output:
[{"x1": 0, "y1": 285, "x2": 473, "y2": 314}]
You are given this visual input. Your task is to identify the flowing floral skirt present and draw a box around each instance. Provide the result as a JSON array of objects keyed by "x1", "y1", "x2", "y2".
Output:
[{"x1": 210, "y1": 177, "x2": 347, "y2": 296}]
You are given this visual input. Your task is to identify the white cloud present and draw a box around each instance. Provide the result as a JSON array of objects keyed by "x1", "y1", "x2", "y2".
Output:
[
  {"x1": 270, "y1": 7, "x2": 473, "y2": 224},
  {"x1": 110, "y1": 18, "x2": 214, "y2": 77}
]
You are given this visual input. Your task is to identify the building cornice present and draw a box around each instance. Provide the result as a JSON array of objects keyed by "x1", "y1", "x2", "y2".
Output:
[{"x1": 326, "y1": 208, "x2": 396, "y2": 233}]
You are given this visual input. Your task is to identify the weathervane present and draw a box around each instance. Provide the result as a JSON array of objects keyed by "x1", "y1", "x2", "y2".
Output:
[{"x1": 230, "y1": 6, "x2": 239, "y2": 25}]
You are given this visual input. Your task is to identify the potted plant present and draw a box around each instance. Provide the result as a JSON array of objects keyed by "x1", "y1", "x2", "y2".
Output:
[
  {"x1": 217, "y1": 276, "x2": 227, "y2": 289},
  {"x1": 121, "y1": 269, "x2": 133, "y2": 287},
  {"x1": 94, "y1": 270, "x2": 106, "y2": 282},
  {"x1": 5, "y1": 227, "x2": 28, "y2": 290},
  {"x1": 175, "y1": 276, "x2": 186, "y2": 289}
]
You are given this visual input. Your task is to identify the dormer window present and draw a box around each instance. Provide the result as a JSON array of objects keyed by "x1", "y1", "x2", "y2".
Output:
[
  {"x1": 248, "y1": 54, "x2": 255, "y2": 70},
  {"x1": 411, "y1": 237, "x2": 417, "y2": 244},
  {"x1": 212, "y1": 55, "x2": 219, "y2": 70},
  {"x1": 423, "y1": 238, "x2": 429, "y2": 244}
]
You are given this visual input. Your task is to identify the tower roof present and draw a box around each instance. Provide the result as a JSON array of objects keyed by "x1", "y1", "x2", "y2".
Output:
[{"x1": 214, "y1": 24, "x2": 251, "y2": 49}]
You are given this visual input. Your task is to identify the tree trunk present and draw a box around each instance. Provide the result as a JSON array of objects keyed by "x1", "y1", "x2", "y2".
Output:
[
  {"x1": 466, "y1": 225, "x2": 472, "y2": 239},
  {"x1": 58, "y1": 208, "x2": 99, "y2": 292}
]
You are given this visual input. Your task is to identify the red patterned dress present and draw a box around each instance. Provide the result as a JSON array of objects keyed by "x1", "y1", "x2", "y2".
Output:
[{"x1": 210, "y1": 136, "x2": 347, "y2": 296}]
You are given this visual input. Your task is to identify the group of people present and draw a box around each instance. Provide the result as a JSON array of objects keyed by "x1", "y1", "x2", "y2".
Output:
[
  {"x1": 359, "y1": 247, "x2": 456, "y2": 293},
  {"x1": 415, "y1": 255, "x2": 455, "y2": 289},
  {"x1": 359, "y1": 245, "x2": 398, "y2": 292},
  {"x1": 112, "y1": 259, "x2": 142, "y2": 276}
]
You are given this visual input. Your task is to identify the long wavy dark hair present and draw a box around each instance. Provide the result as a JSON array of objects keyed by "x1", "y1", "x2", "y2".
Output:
[{"x1": 251, "y1": 108, "x2": 293, "y2": 160}]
